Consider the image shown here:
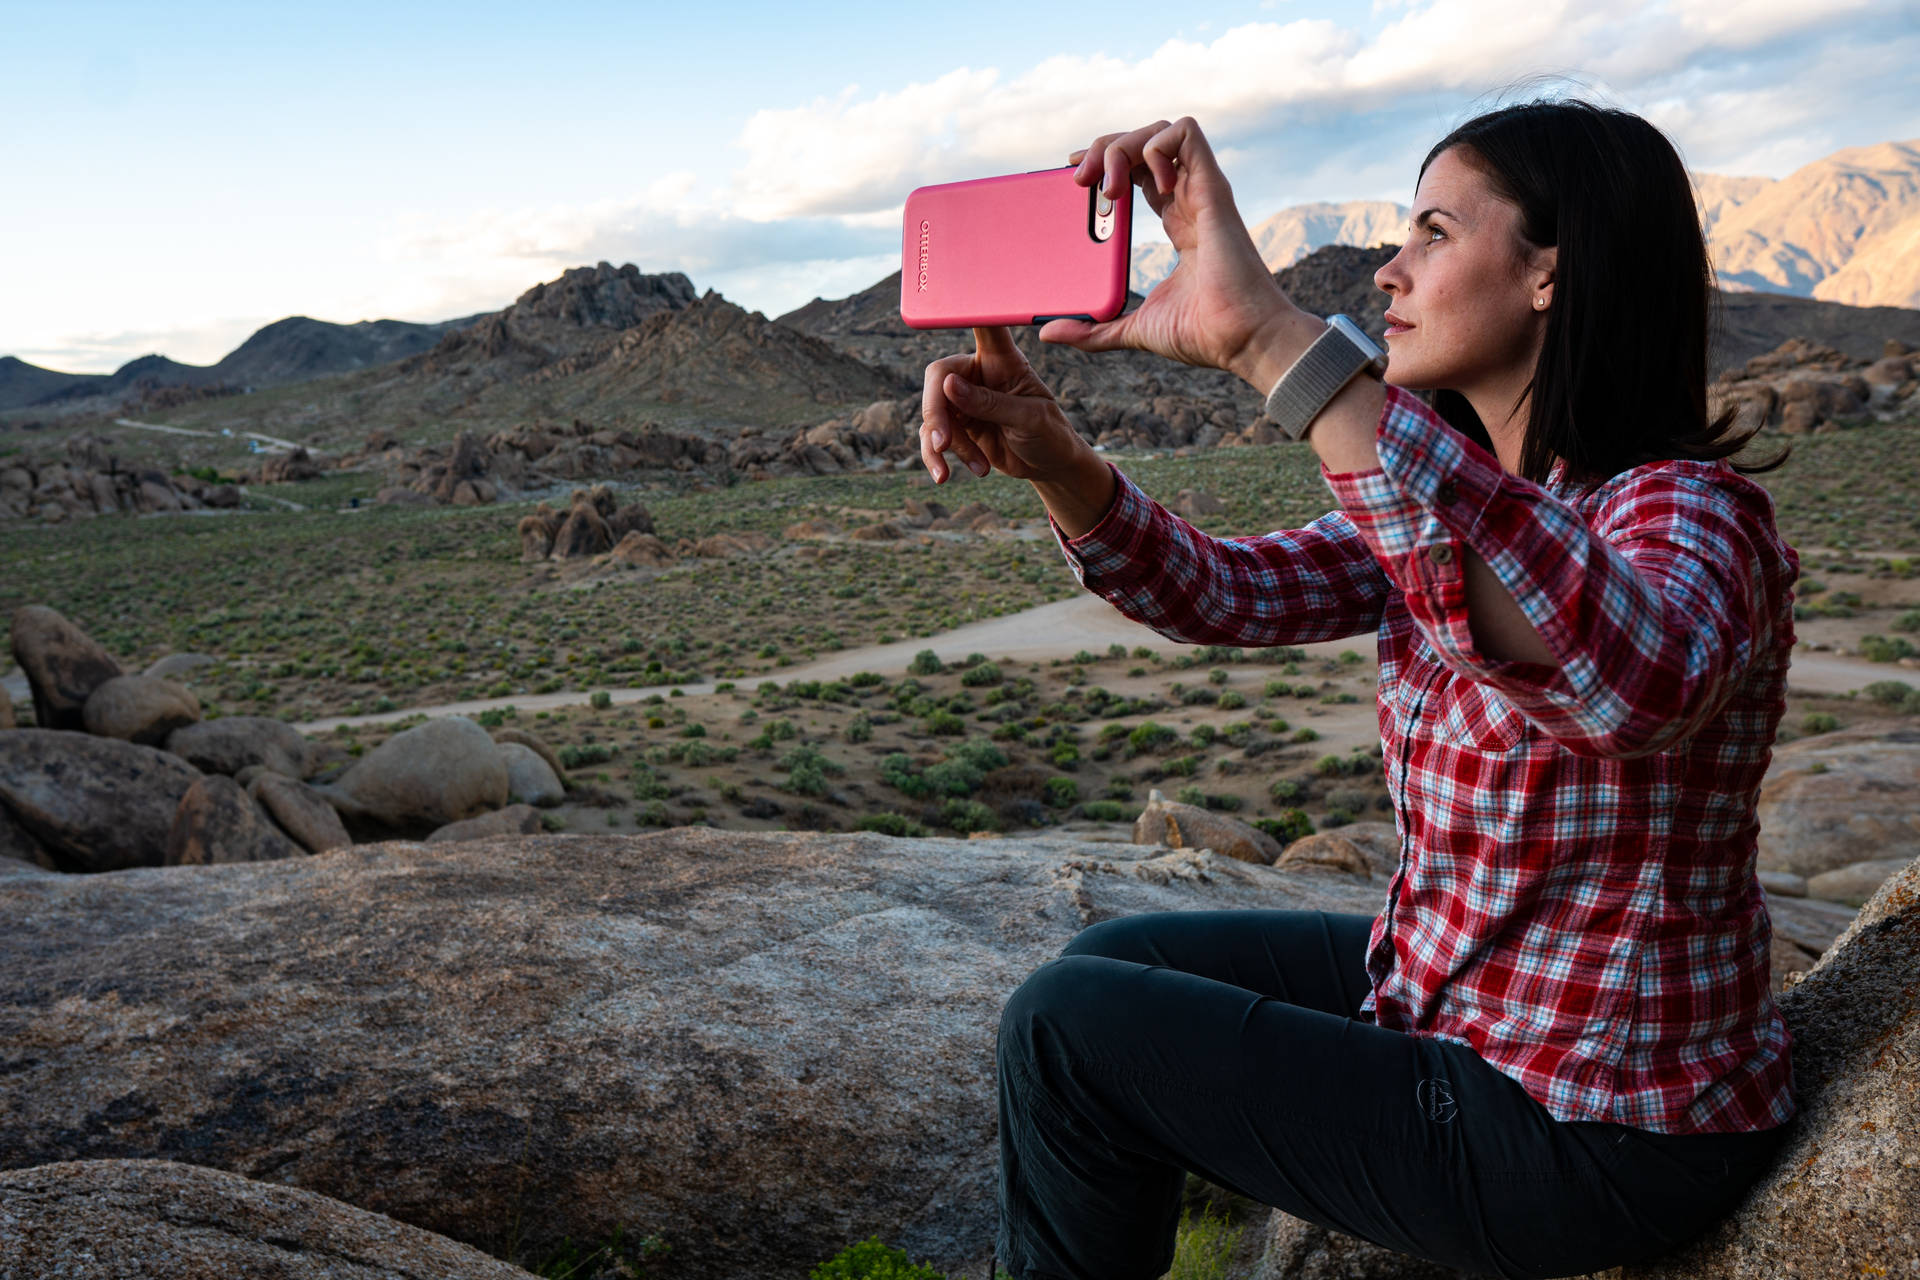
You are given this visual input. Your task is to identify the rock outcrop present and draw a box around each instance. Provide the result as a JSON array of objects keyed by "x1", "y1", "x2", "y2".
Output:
[
  {"x1": 166, "y1": 773, "x2": 306, "y2": 865},
  {"x1": 0, "y1": 1159, "x2": 536, "y2": 1279},
  {"x1": 165, "y1": 714, "x2": 316, "y2": 780},
  {"x1": 1133, "y1": 788, "x2": 1284, "y2": 864},
  {"x1": 1620, "y1": 853, "x2": 1920, "y2": 1278},
  {"x1": 1756, "y1": 725, "x2": 1920, "y2": 881},
  {"x1": 0, "y1": 829, "x2": 1383, "y2": 1278}
]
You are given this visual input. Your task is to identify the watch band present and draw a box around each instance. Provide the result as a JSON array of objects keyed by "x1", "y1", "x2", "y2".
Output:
[{"x1": 1263, "y1": 314, "x2": 1388, "y2": 442}]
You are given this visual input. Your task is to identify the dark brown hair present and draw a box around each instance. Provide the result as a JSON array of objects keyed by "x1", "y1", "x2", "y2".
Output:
[{"x1": 1421, "y1": 99, "x2": 1788, "y2": 490}]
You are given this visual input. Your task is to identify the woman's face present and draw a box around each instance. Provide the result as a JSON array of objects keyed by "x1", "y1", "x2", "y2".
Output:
[{"x1": 1372, "y1": 145, "x2": 1555, "y2": 399}]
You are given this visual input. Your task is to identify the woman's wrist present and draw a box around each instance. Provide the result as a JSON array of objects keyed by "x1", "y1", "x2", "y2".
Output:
[
  {"x1": 1030, "y1": 444, "x2": 1118, "y2": 541},
  {"x1": 1222, "y1": 299, "x2": 1323, "y2": 396}
]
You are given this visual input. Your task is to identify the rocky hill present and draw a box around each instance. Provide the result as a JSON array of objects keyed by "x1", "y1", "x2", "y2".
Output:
[
  {"x1": 0, "y1": 313, "x2": 487, "y2": 413},
  {"x1": 1132, "y1": 199, "x2": 1408, "y2": 294},
  {"x1": 1705, "y1": 139, "x2": 1920, "y2": 306}
]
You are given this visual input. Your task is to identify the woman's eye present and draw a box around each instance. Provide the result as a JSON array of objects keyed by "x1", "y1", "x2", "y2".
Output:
[{"x1": 1426, "y1": 224, "x2": 1446, "y2": 242}]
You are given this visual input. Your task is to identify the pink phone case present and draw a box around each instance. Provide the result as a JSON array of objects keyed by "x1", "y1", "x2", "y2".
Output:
[{"x1": 900, "y1": 166, "x2": 1132, "y2": 329}]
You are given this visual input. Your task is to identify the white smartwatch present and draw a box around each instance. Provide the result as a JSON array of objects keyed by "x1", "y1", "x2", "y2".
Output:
[{"x1": 1263, "y1": 314, "x2": 1389, "y2": 442}]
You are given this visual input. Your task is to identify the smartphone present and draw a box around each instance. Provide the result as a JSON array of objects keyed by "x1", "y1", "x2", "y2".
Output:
[{"x1": 900, "y1": 165, "x2": 1132, "y2": 329}]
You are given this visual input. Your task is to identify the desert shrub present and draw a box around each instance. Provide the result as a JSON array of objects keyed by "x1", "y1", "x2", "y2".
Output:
[
  {"x1": 1255, "y1": 810, "x2": 1314, "y2": 844},
  {"x1": 680, "y1": 722, "x2": 706, "y2": 738},
  {"x1": 766, "y1": 718, "x2": 798, "y2": 741},
  {"x1": 590, "y1": 690, "x2": 612, "y2": 710},
  {"x1": 849, "y1": 670, "x2": 887, "y2": 687},
  {"x1": 1207, "y1": 668, "x2": 1230, "y2": 686},
  {"x1": 1108, "y1": 643, "x2": 1129, "y2": 659},
  {"x1": 1044, "y1": 776, "x2": 1080, "y2": 808},
  {"x1": 1180, "y1": 687, "x2": 1219, "y2": 706},
  {"x1": 1078, "y1": 800, "x2": 1138, "y2": 822},
  {"x1": 1168, "y1": 1202, "x2": 1243, "y2": 1280},
  {"x1": 1290, "y1": 726, "x2": 1321, "y2": 743},
  {"x1": 1216, "y1": 690, "x2": 1247, "y2": 709},
  {"x1": 1325, "y1": 786, "x2": 1375, "y2": 814},
  {"x1": 1165, "y1": 754, "x2": 1201, "y2": 777},
  {"x1": 1269, "y1": 778, "x2": 1306, "y2": 803},
  {"x1": 1050, "y1": 741, "x2": 1081, "y2": 769},
  {"x1": 1126, "y1": 721, "x2": 1179, "y2": 756},
  {"x1": 1133, "y1": 645, "x2": 1155, "y2": 659},
  {"x1": 1203, "y1": 793, "x2": 1242, "y2": 812},
  {"x1": 941, "y1": 798, "x2": 999, "y2": 834},
  {"x1": 558, "y1": 743, "x2": 613, "y2": 770},
  {"x1": 881, "y1": 753, "x2": 931, "y2": 798},
  {"x1": 845, "y1": 713, "x2": 874, "y2": 743},
  {"x1": 809, "y1": 1236, "x2": 945, "y2": 1280},
  {"x1": 1104, "y1": 776, "x2": 1135, "y2": 800},
  {"x1": 1321, "y1": 808, "x2": 1358, "y2": 829},
  {"x1": 1220, "y1": 721, "x2": 1255, "y2": 745},
  {"x1": 1893, "y1": 609, "x2": 1920, "y2": 634},
  {"x1": 1861, "y1": 634, "x2": 1918, "y2": 663},
  {"x1": 856, "y1": 813, "x2": 929, "y2": 838},
  {"x1": 961, "y1": 662, "x2": 1003, "y2": 687},
  {"x1": 909, "y1": 649, "x2": 945, "y2": 676},
  {"x1": 925, "y1": 710, "x2": 966, "y2": 736},
  {"x1": 1189, "y1": 724, "x2": 1217, "y2": 747},
  {"x1": 1175, "y1": 785, "x2": 1205, "y2": 806},
  {"x1": 1800, "y1": 712, "x2": 1840, "y2": 735}
]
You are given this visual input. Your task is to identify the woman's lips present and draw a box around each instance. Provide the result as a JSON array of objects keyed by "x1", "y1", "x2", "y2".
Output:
[{"x1": 1384, "y1": 312, "x2": 1413, "y2": 338}]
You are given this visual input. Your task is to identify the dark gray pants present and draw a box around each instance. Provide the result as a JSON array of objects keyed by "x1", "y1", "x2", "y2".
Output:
[{"x1": 994, "y1": 909, "x2": 1791, "y2": 1280}]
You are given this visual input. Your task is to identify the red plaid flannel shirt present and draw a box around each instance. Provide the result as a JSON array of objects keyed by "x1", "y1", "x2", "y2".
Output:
[{"x1": 1051, "y1": 385, "x2": 1797, "y2": 1136}]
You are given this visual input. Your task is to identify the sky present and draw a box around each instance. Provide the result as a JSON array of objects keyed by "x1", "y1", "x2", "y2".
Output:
[{"x1": 3, "y1": 0, "x2": 1917, "y2": 374}]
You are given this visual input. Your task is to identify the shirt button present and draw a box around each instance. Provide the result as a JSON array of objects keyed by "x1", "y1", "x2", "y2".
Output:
[
  {"x1": 1436, "y1": 480, "x2": 1458, "y2": 504},
  {"x1": 1428, "y1": 544, "x2": 1454, "y2": 565}
]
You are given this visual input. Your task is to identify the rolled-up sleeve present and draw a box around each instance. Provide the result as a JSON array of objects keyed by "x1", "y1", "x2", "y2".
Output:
[
  {"x1": 1321, "y1": 386, "x2": 1778, "y2": 758},
  {"x1": 1050, "y1": 461, "x2": 1392, "y2": 648}
]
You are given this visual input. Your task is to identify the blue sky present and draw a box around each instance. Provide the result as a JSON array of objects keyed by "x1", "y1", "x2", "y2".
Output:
[{"x1": 3, "y1": 0, "x2": 1916, "y2": 372}]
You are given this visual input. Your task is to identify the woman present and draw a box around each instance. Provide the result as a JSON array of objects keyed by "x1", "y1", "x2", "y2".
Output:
[{"x1": 919, "y1": 103, "x2": 1798, "y2": 1280}]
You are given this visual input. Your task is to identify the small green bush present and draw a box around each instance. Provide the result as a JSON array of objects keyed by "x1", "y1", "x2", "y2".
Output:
[
  {"x1": 856, "y1": 813, "x2": 930, "y2": 838},
  {"x1": 925, "y1": 710, "x2": 966, "y2": 736},
  {"x1": 1126, "y1": 721, "x2": 1179, "y2": 756},
  {"x1": 1255, "y1": 810, "x2": 1314, "y2": 843},
  {"x1": 809, "y1": 1236, "x2": 945, "y2": 1280},
  {"x1": 1044, "y1": 776, "x2": 1080, "y2": 808},
  {"x1": 845, "y1": 713, "x2": 874, "y2": 743},
  {"x1": 1800, "y1": 711, "x2": 1840, "y2": 735},
  {"x1": 909, "y1": 649, "x2": 945, "y2": 676},
  {"x1": 961, "y1": 662, "x2": 1003, "y2": 687},
  {"x1": 1863, "y1": 679, "x2": 1916, "y2": 707},
  {"x1": 558, "y1": 743, "x2": 614, "y2": 770},
  {"x1": 1893, "y1": 609, "x2": 1920, "y2": 634},
  {"x1": 941, "y1": 798, "x2": 998, "y2": 834},
  {"x1": 1175, "y1": 784, "x2": 1206, "y2": 806},
  {"x1": 1860, "y1": 634, "x2": 1918, "y2": 663},
  {"x1": 590, "y1": 690, "x2": 612, "y2": 710},
  {"x1": 1078, "y1": 800, "x2": 1138, "y2": 822},
  {"x1": 1168, "y1": 1201, "x2": 1243, "y2": 1280}
]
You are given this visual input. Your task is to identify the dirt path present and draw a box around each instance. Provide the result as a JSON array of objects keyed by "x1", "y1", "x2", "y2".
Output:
[
  {"x1": 115, "y1": 418, "x2": 303, "y2": 453},
  {"x1": 286, "y1": 595, "x2": 1907, "y2": 735}
]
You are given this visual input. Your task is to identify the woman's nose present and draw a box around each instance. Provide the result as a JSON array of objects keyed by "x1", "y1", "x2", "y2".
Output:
[{"x1": 1374, "y1": 248, "x2": 1408, "y2": 296}]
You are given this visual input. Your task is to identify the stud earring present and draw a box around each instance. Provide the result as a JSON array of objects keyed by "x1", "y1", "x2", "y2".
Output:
[{"x1": 1534, "y1": 297, "x2": 1547, "y2": 309}]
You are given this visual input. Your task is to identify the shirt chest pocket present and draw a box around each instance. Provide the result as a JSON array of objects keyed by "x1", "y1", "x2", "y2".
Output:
[{"x1": 1436, "y1": 677, "x2": 1527, "y2": 752}]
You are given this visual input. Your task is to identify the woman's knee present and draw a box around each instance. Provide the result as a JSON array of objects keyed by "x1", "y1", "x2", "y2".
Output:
[
  {"x1": 1058, "y1": 913, "x2": 1169, "y2": 963},
  {"x1": 997, "y1": 953, "x2": 1117, "y2": 1060}
]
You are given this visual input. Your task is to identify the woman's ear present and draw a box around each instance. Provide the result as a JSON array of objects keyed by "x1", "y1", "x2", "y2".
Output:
[{"x1": 1529, "y1": 245, "x2": 1558, "y2": 310}]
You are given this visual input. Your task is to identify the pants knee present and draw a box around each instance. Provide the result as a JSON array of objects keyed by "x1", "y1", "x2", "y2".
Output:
[
  {"x1": 998, "y1": 953, "x2": 1109, "y2": 1064},
  {"x1": 1058, "y1": 914, "x2": 1153, "y2": 962}
]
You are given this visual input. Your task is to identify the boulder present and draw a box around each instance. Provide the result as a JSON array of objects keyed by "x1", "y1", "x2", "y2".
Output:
[
  {"x1": 498, "y1": 742, "x2": 565, "y2": 808},
  {"x1": 609, "y1": 531, "x2": 674, "y2": 568},
  {"x1": 166, "y1": 774, "x2": 306, "y2": 865},
  {"x1": 249, "y1": 772, "x2": 353, "y2": 854},
  {"x1": 1616, "y1": 854, "x2": 1920, "y2": 1278},
  {"x1": 0, "y1": 729, "x2": 203, "y2": 873},
  {"x1": 1133, "y1": 788, "x2": 1283, "y2": 864},
  {"x1": 1804, "y1": 857, "x2": 1910, "y2": 908},
  {"x1": 9, "y1": 604, "x2": 122, "y2": 732},
  {"x1": 80, "y1": 674, "x2": 201, "y2": 745},
  {"x1": 0, "y1": 695, "x2": 12, "y2": 730},
  {"x1": 0, "y1": 829, "x2": 1383, "y2": 1278},
  {"x1": 550, "y1": 496, "x2": 613, "y2": 559},
  {"x1": 491, "y1": 727, "x2": 567, "y2": 785},
  {"x1": 1275, "y1": 832, "x2": 1374, "y2": 878},
  {"x1": 425, "y1": 804, "x2": 545, "y2": 842},
  {"x1": 1755, "y1": 727, "x2": 1920, "y2": 877},
  {"x1": 165, "y1": 714, "x2": 314, "y2": 780},
  {"x1": 0, "y1": 1159, "x2": 535, "y2": 1280},
  {"x1": 517, "y1": 513, "x2": 555, "y2": 561},
  {"x1": 321, "y1": 716, "x2": 509, "y2": 839},
  {"x1": 606, "y1": 503, "x2": 656, "y2": 540}
]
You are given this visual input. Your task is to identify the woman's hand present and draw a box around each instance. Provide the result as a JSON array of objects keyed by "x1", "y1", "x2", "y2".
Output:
[
  {"x1": 1045, "y1": 117, "x2": 1317, "y2": 383},
  {"x1": 919, "y1": 325, "x2": 1086, "y2": 485}
]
